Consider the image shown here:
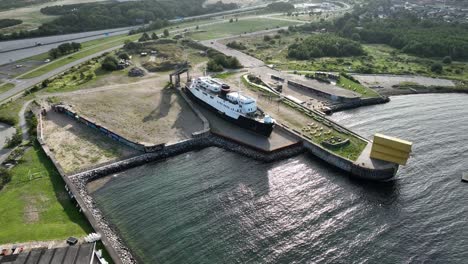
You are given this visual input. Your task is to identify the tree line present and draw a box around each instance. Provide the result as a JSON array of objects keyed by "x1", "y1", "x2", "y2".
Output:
[
  {"x1": 287, "y1": 34, "x2": 364, "y2": 60},
  {"x1": 48, "y1": 42, "x2": 82, "y2": 59},
  {"x1": 0, "y1": 0, "x2": 237, "y2": 41},
  {"x1": 0, "y1": 19, "x2": 22, "y2": 29},
  {"x1": 207, "y1": 50, "x2": 242, "y2": 72},
  {"x1": 293, "y1": 5, "x2": 468, "y2": 60}
]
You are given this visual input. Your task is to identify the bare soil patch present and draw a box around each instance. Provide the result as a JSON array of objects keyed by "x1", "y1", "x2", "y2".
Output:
[
  {"x1": 57, "y1": 79, "x2": 204, "y2": 145},
  {"x1": 43, "y1": 110, "x2": 138, "y2": 174}
]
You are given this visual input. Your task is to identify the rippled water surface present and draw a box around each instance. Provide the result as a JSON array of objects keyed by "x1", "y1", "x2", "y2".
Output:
[{"x1": 92, "y1": 94, "x2": 468, "y2": 263}]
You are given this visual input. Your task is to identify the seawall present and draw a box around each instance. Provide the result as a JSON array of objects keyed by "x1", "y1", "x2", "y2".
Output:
[
  {"x1": 37, "y1": 105, "x2": 305, "y2": 264},
  {"x1": 330, "y1": 96, "x2": 390, "y2": 113}
]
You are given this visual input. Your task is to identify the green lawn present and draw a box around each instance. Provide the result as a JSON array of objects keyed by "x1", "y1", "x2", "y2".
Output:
[
  {"x1": 338, "y1": 76, "x2": 380, "y2": 98},
  {"x1": 16, "y1": 17, "x2": 221, "y2": 80},
  {"x1": 0, "y1": 95, "x2": 32, "y2": 125},
  {"x1": 0, "y1": 142, "x2": 92, "y2": 244},
  {"x1": 188, "y1": 18, "x2": 300, "y2": 41},
  {"x1": 19, "y1": 37, "x2": 137, "y2": 79},
  {"x1": 0, "y1": 83, "x2": 15, "y2": 94}
]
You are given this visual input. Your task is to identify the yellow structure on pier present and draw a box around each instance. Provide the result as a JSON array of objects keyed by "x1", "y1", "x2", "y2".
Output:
[{"x1": 370, "y1": 133, "x2": 413, "y2": 165}]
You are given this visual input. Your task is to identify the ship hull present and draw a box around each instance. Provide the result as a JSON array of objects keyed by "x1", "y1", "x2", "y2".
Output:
[{"x1": 185, "y1": 86, "x2": 274, "y2": 137}]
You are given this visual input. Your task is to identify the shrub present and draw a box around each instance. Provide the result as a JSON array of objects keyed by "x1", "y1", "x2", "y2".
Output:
[
  {"x1": 101, "y1": 55, "x2": 119, "y2": 71},
  {"x1": 0, "y1": 167, "x2": 12, "y2": 191},
  {"x1": 207, "y1": 60, "x2": 223, "y2": 72},
  {"x1": 5, "y1": 131, "x2": 22, "y2": 149},
  {"x1": 118, "y1": 52, "x2": 130, "y2": 60},
  {"x1": 430, "y1": 62, "x2": 443, "y2": 74},
  {"x1": 442, "y1": 56, "x2": 452, "y2": 64}
]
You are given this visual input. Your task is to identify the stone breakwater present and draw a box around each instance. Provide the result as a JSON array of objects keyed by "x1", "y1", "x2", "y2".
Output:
[
  {"x1": 330, "y1": 96, "x2": 390, "y2": 113},
  {"x1": 64, "y1": 135, "x2": 304, "y2": 264}
]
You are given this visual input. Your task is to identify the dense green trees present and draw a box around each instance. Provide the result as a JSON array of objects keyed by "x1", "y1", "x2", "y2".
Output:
[
  {"x1": 207, "y1": 53, "x2": 242, "y2": 72},
  {"x1": 287, "y1": 34, "x2": 364, "y2": 60},
  {"x1": 0, "y1": 19, "x2": 22, "y2": 29},
  {"x1": 48, "y1": 42, "x2": 81, "y2": 59},
  {"x1": 101, "y1": 55, "x2": 120, "y2": 71},
  {"x1": 139, "y1": 32, "x2": 150, "y2": 42},
  {"x1": 266, "y1": 2, "x2": 295, "y2": 12},
  {"x1": 0, "y1": 0, "x2": 237, "y2": 40},
  {"x1": 226, "y1": 41, "x2": 247, "y2": 50},
  {"x1": 296, "y1": 8, "x2": 468, "y2": 60}
]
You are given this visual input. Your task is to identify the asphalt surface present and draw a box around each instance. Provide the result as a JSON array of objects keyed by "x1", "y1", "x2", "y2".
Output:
[
  {"x1": 0, "y1": 27, "x2": 136, "y2": 65},
  {"x1": 0, "y1": 4, "x2": 268, "y2": 65},
  {"x1": 0, "y1": 45, "x2": 122, "y2": 103}
]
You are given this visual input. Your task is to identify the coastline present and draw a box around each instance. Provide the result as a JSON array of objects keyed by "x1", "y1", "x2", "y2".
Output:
[{"x1": 328, "y1": 87, "x2": 468, "y2": 114}]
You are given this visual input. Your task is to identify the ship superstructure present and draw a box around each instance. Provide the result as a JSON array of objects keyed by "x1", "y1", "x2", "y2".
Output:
[{"x1": 186, "y1": 76, "x2": 275, "y2": 137}]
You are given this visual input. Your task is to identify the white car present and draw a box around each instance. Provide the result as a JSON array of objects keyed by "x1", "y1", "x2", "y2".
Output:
[{"x1": 44, "y1": 59, "x2": 51, "y2": 63}]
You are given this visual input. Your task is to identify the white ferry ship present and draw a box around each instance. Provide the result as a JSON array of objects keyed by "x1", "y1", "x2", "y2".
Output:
[{"x1": 186, "y1": 76, "x2": 275, "y2": 137}]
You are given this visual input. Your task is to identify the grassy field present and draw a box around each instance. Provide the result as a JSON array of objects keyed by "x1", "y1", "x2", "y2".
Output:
[
  {"x1": 0, "y1": 142, "x2": 92, "y2": 244},
  {"x1": 0, "y1": 83, "x2": 15, "y2": 94},
  {"x1": 337, "y1": 76, "x2": 380, "y2": 98},
  {"x1": 19, "y1": 37, "x2": 136, "y2": 79},
  {"x1": 0, "y1": 0, "x2": 108, "y2": 33},
  {"x1": 226, "y1": 32, "x2": 468, "y2": 82},
  {"x1": 188, "y1": 18, "x2": 300, "y2": 40},
  {"x1": 0, "y1": 95, "x2": 32, "y2": 125},
  {"x1": 16, "y1": 17, "x2": 221, "y2": 80}
]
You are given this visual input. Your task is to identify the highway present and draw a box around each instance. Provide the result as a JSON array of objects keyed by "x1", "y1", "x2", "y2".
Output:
[
  {"x1": 0, "y1": 4, "x2": 266, "y2": 65},
  {"x1": 0, "y1": 45, "x2": 122, "y2": 103},
  {"x1": 0, "y1": 27, "x2": 137, "y2": 64}
]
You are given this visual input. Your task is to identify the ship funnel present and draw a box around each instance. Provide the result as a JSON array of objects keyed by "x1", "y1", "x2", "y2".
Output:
[{"x1": 220, "y1": 84, "x2": 231, "y2": 97}]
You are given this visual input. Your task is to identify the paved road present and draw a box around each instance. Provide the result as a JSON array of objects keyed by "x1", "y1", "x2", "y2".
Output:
[
  {"x1": 200, "y1": 25, "x2": 301, "y2": 68},
  {"x1": 0, "y1": 45, "x2": 123, "y2": 103},
  {"x1": 0, "y1": 4, "x2": 267, "y2": 65},
  {"x1": 0, "y1": 28, "x2": 137, "y2": 65}
]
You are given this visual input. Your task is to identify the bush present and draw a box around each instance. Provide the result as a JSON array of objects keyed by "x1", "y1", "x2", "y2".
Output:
[
  {"x1": 207, "y1": 60, "x2": 223, "y2": 72},
  {"x1": 288, "y1": 34, "x2": 364, "y2": 60},
  {"x1": 5, "y1": 131, "x2": 22, "y2": 149},
  {"x1": 101, "y1": 55, "x2": 119, "y2": 71},
  {"x1": 430, "y1": 62, "x2": 443, "y2": 74},
  {"x1": 0, "y1": 167, "x2": 12, "y2": 191},
  {"x1": 118, "y1": 52, "x2": 130, "y2": 60},
  {"x1": 0, "y1": 19, "x2": 22, "y2": 29},
  {"x1": 26, "y1": 112, "x2": 37, "y2": 138},
  {"x1": 442, "y1": 56, "x2": 452, "y2": 64},
  {"x1": 226, "y1": 41, "x2": 247, "y2": 50}
]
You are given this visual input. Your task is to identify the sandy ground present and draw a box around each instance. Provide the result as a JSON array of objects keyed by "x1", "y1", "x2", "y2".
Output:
[
  {"x1": 42, "y1": 110, "x2": 138, "y2": 174},
  {"x1": 57, "y1": 78, "x2": 204, "y2": 145},
  {"x1": 352, "y1": 74, "x2": 457, "y2": 95}
]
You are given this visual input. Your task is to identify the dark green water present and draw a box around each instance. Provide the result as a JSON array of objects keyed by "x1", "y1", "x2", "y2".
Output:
[{"x1": 92, "y1": 94, "x2": 468, "y2": 263}]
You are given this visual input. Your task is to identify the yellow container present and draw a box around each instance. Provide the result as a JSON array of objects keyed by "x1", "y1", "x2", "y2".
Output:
[
  {"x1": 371, "y1": 143, "x2": 410, "y2": 159},
  {"x1": 373, "y1": 133, "x2": 413, "y2": 152},
  {"x1": 370, "y1": 149, "x2": 409, "y2": 165}
]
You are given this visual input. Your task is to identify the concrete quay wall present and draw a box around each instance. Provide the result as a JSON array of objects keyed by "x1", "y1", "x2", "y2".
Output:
[
  {"x1": 38, "y1": 127, "x2": 304, "y2": 264},
  {"x1": 275, "y1": 124, "x2": 398, "y2": 180},
  {"x1": 330, "y1": 96, "x2": 390, "y2": 113}
]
